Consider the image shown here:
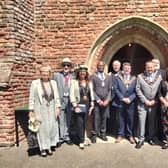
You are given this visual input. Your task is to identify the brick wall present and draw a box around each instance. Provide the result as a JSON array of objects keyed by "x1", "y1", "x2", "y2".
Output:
[
  {"x1": 0, "y1": 0, "x2": 168, "y2": 146},
  {"x1": 34, "y1": 0, "x2": 168, "y2": 71},
  {"x1": 0, "y1": 0, "x2": 34, "y2": 146}
]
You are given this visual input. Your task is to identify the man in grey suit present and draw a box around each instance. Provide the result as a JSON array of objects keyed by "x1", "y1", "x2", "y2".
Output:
[
  {"x1": 53, "y1": 58, "x2": 74, "y2": 146},
  {"x1": 91, "y1": 61, "x2": 112, "y2": 143},
  {"x1": 135, "y1": 61, "x2": 162, "y2": 149}
]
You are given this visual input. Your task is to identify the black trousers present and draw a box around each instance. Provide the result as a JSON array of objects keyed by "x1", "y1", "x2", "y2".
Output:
[
  {"x1": 106, "y1": 105, "x2": 118, "y2": 136},
  {"x1": 71, "y1": 112, "x2": 86, "y2": 144},
  {"x1": 162, "y1": 108, "x2": 168, "y2": 142},
  {"x1": 92, "y1": 104, "x2": 109, "y2": 136}
]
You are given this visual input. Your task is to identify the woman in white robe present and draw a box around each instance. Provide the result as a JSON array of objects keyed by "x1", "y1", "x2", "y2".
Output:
[{"x1": 29, "y1": 66, "x2": 61, "y2": 157}]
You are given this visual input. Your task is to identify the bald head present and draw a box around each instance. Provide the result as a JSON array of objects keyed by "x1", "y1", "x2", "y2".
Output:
[
  {"x1": 152, "y1": 58, "x2": 160, "y2": 70},
  {"x1": 112, "y1": 60, "x2": 121, "y2": 73},
  {"x1": 97, "y1": 61, "x2": 105, "y2": 73}
]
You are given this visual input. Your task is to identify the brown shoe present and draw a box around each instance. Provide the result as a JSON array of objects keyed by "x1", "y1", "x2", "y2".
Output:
[
  {"x1": 129, "y1": 136, "x2": 135, "y2": 144},
  {"x1": 115, "y1": 137, "x2": 123, "y2": 143}
]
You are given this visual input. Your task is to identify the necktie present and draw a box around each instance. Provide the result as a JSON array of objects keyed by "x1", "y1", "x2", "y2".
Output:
[
  {"x1": 100, "y1": 73, "x2": 105, "y2": 87},
  {"x1": 99, "y1": 73, "x2": 104, "y2": 80},
  {"x1": 148, "y1": 75, "x2": 153, "y2": 82},
  {"x1": 64, "y1": 74, "x2": 70, "y2": 84}
]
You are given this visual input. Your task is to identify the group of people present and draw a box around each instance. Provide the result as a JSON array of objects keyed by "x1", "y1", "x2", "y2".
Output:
[{"x1": 28, "y1": 57, "x2": 168, "y2": 157}]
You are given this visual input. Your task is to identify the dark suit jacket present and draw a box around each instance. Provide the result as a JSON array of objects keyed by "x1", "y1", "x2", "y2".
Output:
[
  {"x1": 158, "y1": 69, "x2": 166, "y2": 81},
  {"x1": 109, "y1": 71, "x2": 121, "y2": 100},
  {"x1": 112, "y1": 73, "x2": 137, "y2": 108},
  {"x1": 158, "y1": 80, "x2": 168, "y2": 98}
]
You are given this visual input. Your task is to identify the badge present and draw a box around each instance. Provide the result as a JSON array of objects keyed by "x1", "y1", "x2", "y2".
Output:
[
  {"x1": 102, "y1": 81, "x2": 105, "y2": 87},
  {"x1": 64, "y1": 92, "x2": 69, "y2": 97},
  {"x1": 83, "y1": 95, "x2": 88, "y2": 100}
]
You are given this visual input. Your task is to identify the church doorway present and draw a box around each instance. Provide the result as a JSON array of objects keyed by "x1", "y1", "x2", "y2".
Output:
[{"x1": 87, "y1": 16, "x2": 168, "y2": 137}]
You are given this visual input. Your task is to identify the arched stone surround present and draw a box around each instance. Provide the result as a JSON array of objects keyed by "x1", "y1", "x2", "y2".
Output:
[{"x1": 87, "y1": 16, "x2": 168, "y2": 72}]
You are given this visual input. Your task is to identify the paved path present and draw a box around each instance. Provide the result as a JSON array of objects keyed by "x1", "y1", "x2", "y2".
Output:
[{"x1": 0, "y1": 137, "x2": 168, "y2": 168}]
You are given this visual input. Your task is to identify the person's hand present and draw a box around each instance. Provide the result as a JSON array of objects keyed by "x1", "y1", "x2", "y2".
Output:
[
  {"x1": 126, "y1": 98, "x2": 131, "y2": 104},
  {"x1": 103, "y1": 100, "x2": 109, "y2": 107},
  {"x1": 88, "y1": 106, "x2": 94, "y2": 115},
  {"x1": 74, "y1": 107, "x2": 81, "y2": 113},
  {"x1": 145, "y1": 100, "x2": 152, "y2": 106},
  {"x1": 150, "y1": 100, "x2": 156, "y2": 106},
  {"x1": 122, "y1": 98, "x2": 128, "y2": 104},
  {"x1": 29, "y1": 111, "x2": 35, "y2": 119},
  {"x1": 55, "y1": 107, "x2": 60, "y2": 117},
  {"x1": 98, "y1": 100, "x2": 104, "y2": 106},
  {"x1": 163, "y1": 101, "x2": 168, "y2": 108}
]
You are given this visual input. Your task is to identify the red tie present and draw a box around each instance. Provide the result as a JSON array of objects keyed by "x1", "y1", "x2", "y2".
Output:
[{"x1": 64, "y1": 75, "x2": 70, "y2": 84}]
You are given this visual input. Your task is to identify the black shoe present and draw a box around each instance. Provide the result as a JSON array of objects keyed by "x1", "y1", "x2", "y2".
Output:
[
  {"x1": 162, "y1": 143, "x2": 168, "y2": 149},
  {"x1": 91, "y1": 136, "x2": 96, "y2": 143},
  {"x1": 148, "y1": 139, "x2": 156, "y2": 146},
  {"x1": 99, "y1": 135, "x2": 108, "y2": 141},
  {"x1": 56, "y1": 142, "x2": 62, "y2": 148},
  {"x1": 47, "y1": 149, "x2": 53, "y2": 156},
  {"x1": 65, "y1": 140, "x2": 73, "y2": 145},
  {"x1": 41, "y1": 150, "x2": 47, "y2": 157},
  {"x1": 51, "y1": 146, "x2": 56, "y2": 152},
  {"x1": 135, "y1": 141, "x2": 144, "y2": 149}
]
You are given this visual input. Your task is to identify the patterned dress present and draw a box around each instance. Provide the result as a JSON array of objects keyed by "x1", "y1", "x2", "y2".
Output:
[{"x1": 29, "y1": 79, "x2": 60, "y2": 151}]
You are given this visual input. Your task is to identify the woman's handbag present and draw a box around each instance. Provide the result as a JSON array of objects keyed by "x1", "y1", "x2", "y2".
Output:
[
  {"x1": 27, "y1": 130, "x2": 39, "y2": 149},
  {"x1": 27, "y1": 117, "x2": 40, "y2": 149},
  {"x1": 28, "y1": 117, "x2": 41, "y2": 133},
  {"x1": 77, "y1": 104, "x2": 87, "y2": 113}
]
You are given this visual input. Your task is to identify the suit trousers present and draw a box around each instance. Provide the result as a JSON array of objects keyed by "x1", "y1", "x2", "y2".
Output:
[
  {"x1": 162, "y1": 108, "x2": 168, "y2": 142},
  {"x1": 117, "y1": 103, "x2": 134, "y2": 137},
  {"x1": 106, "y1": 105, "x2": 118, "y2": 135},
  {"x1": 59, "y1": 99, "x2": 72, "y2": 142},
  {"x1": 92, "y1": 104, "x2": 109, "y2": 136},
  {"x1": 137, "y1": 103, "x2": 157, "y2": 141}
]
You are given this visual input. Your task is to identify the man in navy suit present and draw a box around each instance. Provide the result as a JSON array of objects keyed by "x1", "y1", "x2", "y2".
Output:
[
  {"x1": 107, "y1": 60, "x2": 121, "y2": 135},
  {"x1": 113, "y1": 62, "x2": 136, "y2": 144}
]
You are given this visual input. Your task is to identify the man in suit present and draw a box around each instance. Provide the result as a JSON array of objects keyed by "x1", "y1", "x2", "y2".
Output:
[
  {"x1": 53, "y1": 58, "x2": 74, "y2": 146},
  {"x1": 109, "y1": 60, "x2": 121, "y2": 78},
  {"x1": 91, "y1": 61, "x2": 112, "y2": 143},
  {"x1": 152, "y1": 58, "x2": 166, "y2": 81},
  {"x1": 152, "y1": 58, "x2": 167, "y2": 140},
  {"x1": 135, "y1": 61, "x2": 162, "y2": 149},
  {"x1": 107, "y1": 60, "x2": 121, "y2": 135},
  {"x1": 113, "y1": 62, "x2": 136, "y2": 144}
]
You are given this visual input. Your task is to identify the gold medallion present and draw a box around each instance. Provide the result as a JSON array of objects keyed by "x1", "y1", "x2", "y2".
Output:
[{"x1": 83, "y1": 96, "x2": 88, "y2": 100}]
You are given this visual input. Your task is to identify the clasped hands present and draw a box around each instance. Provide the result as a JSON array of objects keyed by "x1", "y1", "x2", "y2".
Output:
[
  {"x1": 122, "y1": 97, "x2": 131, "y2": 104},
  {"x1": 145, "y1": 100, "x2": 156, "y2": 106},
  {"x1": 98, "y1": 100, "x2": 109, "y2": 107}
]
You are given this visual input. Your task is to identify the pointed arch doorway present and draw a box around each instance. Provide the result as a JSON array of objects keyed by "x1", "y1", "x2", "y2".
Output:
[{"x1": 87, "y1": 16, "x2": 168, "y2": 74}]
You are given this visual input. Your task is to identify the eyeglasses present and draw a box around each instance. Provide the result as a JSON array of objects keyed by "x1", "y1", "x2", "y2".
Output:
[{"x1": 63, "y1": 64, "x2": 71, "y2": 67}]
